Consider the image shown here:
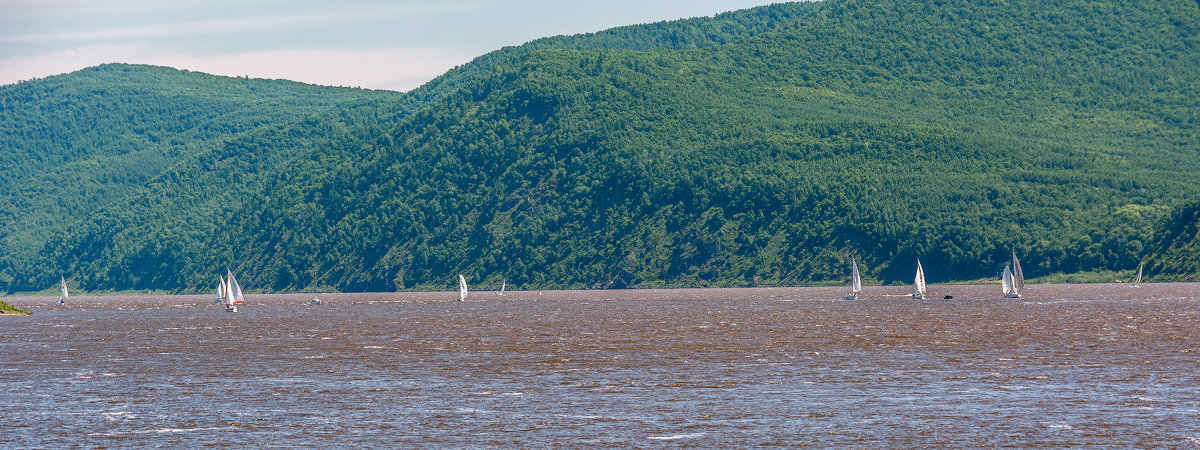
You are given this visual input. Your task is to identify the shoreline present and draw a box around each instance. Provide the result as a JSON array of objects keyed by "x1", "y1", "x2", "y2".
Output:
[
  {"x1": 3, "y1": 279, "x2": 1189, "y2": 298},
  {"x1": 0, "y1": 299, "x2": 32, "y2": 315},
  {"x1": 2, "y1": 280, "x2": 1190, "y2": 297},
  {"x1": 3, "y1": 282, "x2": 1195, "y2": 303}
]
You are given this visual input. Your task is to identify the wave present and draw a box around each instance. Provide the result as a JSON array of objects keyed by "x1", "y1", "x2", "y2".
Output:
[{"x1": 648, "y1": 433, "x2": 705, "y2": 441}]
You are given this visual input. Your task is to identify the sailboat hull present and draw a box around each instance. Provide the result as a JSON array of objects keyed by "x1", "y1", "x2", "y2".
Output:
[{"x1": 843, "y1": 294, "x2": 857, "y2": 300}]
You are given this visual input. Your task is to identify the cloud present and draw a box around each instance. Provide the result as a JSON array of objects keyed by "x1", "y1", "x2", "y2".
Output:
[
  {"x1": 0, "y1": 44, "x2": 136, "y2": 84},
  {"x1": 150, "y1": 47, "x2": 478, "y2": 91},
  {"x1": 0, "y1": 2, "x2": 487, "y2": 43},
  {"x1": 0, "y1": 44, "x2": 476, "y2": 91}
]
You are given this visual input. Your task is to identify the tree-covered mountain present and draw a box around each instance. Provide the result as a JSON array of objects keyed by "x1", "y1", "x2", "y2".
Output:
[
  {"x1": 7, "y1": 0, "x2": 1200, "y2": 293},
  {"x1": 0, "y1": 65, "x2": 401, "y2": 290},
  {"x1": 1147, "y1": 199, "x2": 1200, "y2": 282},
  {"x1": 0, "y1": 3, "x2": 827, "y2": 294}
]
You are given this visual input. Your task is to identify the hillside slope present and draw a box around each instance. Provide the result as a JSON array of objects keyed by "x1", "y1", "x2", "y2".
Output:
[
  {"x1": 18, "y1": 0, "x2": 1200, "y2": 292},
  {"x1": 0, "y1": 65, "x2": 398, "y2": 290},
  {"x1": 1147, "y1": 199, "x2": 1200, "y2": 281}
]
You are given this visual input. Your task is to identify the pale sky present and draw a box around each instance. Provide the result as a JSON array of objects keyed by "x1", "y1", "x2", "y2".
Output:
[{"x1": 0, "y1": 0, "x2": 779, "y2": 92}]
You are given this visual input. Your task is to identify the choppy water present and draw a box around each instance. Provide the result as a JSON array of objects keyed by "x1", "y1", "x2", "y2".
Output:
[{"x1": 2, "y1": 284, "x2": 1198, "y2": 447}]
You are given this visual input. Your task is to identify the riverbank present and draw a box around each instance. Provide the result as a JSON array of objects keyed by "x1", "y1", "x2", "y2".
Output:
[{"x1": 0, "y1": 299, "x2": 31, "y2": 315}]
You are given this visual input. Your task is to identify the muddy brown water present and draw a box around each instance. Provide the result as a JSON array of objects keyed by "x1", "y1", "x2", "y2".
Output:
[{"x1": 2, "y1": 284, "x2": 1198, "y2": 447}]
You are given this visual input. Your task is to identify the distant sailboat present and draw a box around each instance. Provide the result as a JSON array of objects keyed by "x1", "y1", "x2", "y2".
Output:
[
  {"x1": 1130, "y1": 262, "x2": 1144, "y2": 288},
  {"x1": 912, "y1": 260, "x2": 926, "y2": 300},
  {"x1": 311, "y1": 293, "x2": 322, "y2": 305},
  {"x1": 56, "y1": 276, "x2": 68, "y2": 305},
  {"x1": 1004, "y1": 251, "x2": 1024, "y2": 298},
  {"x1": 1002, "y1": 265, "x2": 1018, "y2": 298},
  {"x1": 844, "y1": 258, "x2": 862, "y2": 300},
  {"x1": 215, "y1": 277, "x2": 226, "y2": 304},
  {"x1": 498, "y1": 280, "x2": 506, "y2": 296},
  {"x1": 1011, "y1": 251, "x2": 1025, "y2": 296},
  {"x1": 223, "y1": 270, "x2": 245, "y2": 312},
  {"x1": 458, "y1": 275, "x2": 468, "y2": 302}
]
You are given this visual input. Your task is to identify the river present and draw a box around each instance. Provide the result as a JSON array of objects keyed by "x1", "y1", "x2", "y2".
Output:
[{"x1": 2, "y1": 283, "x2": 1197, "y2": 446}]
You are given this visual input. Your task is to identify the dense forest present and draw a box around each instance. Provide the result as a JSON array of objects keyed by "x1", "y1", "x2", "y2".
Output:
[
  {"x1": 0, "y1": 65, "x2": 399, "y2": 291},
  {"x1": 3, "y1": 0, "x2": 1198, "y2": 294},
  {"x1": 1148, "y1": 199, "x2": 1200, "y2": 282}
]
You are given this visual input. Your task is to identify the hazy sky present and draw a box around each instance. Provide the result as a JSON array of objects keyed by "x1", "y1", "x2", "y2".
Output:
[{"x1": 0, "y1": 0, "x2": 779, "y2": 91}]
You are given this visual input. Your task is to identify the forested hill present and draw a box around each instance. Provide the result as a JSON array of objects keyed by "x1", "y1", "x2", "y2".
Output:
[
  {"x1": 0, "y1": 3, "x2": 827, "y2": 294},
  {"x1": 0, "y1": 65, "x2": 400, "y2": 291},
  {"x1": 10, "y1": 0, "x2": 1200, "y2": 293},
  {"x1": 1148, "y1": 199, "x2": 1200, "y2": 282}
]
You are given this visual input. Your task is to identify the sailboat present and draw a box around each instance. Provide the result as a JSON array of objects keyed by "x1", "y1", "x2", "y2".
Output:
[
  {"x1": 223, "y1": 270, "x2": 245, "y2": 312},
  {"x1": 843, "y1": 258, "x2": 862, "y2": 300},
  {"x1": 1004, "y1": 251, "x2": 1024, "y2": 298},
  {"x1": 215, "y1": 277, "x2": 226, "y2": 304},
  {"x1": 311, "y1": 293, "x2": 322, "y2": 305},
  {"x1": 1002, "y1": 265, "x2": 1019, "y2": 298},
  {"x1": 498, "y1": 280, "x2": 506, "y2": 296},
  {"x1": 912, "y1": 259, "x2": 926, "y2": 300},
  {"x1": 56, "y1": 276, "x2": 68, "y2": 305},
  {"x1": 458, "y1": 275, "x2": 468, "y2": 302},
  {"x1": 456, "y1": 274, "x2": 465, "y2": 303},
  {"x1": 1011, "y1": 251, "x2": 1024, "y2": 297},
  {"x1": 1130, "y1": 262, "x2": 1143, "y2": 288}
]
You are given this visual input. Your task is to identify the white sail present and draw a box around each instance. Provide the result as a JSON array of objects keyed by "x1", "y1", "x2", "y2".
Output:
[
  {"x1": 458, "y1": 274, "x2": 468, "y2": 302},
  {"x1": 499, "y1": 280, "x2": 506, "y2": 296},
  {"x1": 228, "y1": 272, "x2": 244, "y2": 304},
  {"x1": 844, "y1": 258, "x2": 862, "y2": 300},
  {"x1": 214, "y1": 277, "x2": 225, "y2": 304},
  {"x1": 224, "y1": 276, "x2": 235, "y2": 312},
  {"x1": 223, "y1": 276, "x2": 232, "y2": 307},
  {"x1": 1131, "y1": 262, "x2": 1143, "y2": 287},
  {"x1": 1002, "y1": 265, "x2": 1014, "y2": 295},
  {"x1": 59, "y1": 276, "x2": 69, "y2": 301},
  {"x1": 912, "y1": 260, "x2": 926, "y2": 299},
  {"x1": 1011, "y1": 251, "x2": 1025, "y2": 291},
  {"x1": 851, "y1": 258, "x2": 862, "y2": 293}
]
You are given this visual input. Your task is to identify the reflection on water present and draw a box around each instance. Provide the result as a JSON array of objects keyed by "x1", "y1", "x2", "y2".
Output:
[{"x1": 2, "y1": 284, "x2": 1198, "y2": 447}]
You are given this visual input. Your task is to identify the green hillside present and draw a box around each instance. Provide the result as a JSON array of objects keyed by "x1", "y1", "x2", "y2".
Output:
[
  {"x1": 0, "y1": 65, "x2": 399, "y2": 291},
  {"x1": 1147, "y1": 199, "x2": 1200, "y2": 282},
  {"x1": 3, "y1": 4, "x2": 826, "y2": 293},
  {"x1": 11, "y1": 0, "x2": 1200, "y2": 293}
]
